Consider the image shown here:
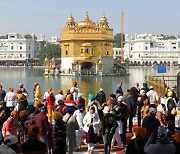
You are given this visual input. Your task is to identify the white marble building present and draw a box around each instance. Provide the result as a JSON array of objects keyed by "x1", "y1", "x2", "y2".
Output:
[
  {"x1": 124, "y1": 34, "x2": 180, "y2": 65},
  {"x1": 0, "y1": 33, "x2": 46, "y2": 61}
]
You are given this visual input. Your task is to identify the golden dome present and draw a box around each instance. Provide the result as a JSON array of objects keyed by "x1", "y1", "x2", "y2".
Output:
[
  {"x1": 100, "y1": 15, "x2": 108, "y2": 22},
  {"x1": 67, "y1": 15, "x2": 75, "y2": 23}
]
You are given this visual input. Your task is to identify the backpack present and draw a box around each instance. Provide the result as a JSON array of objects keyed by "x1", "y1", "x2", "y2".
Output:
[{"x1": 167, "y1": 98, "x2": 176, "y2": 111}]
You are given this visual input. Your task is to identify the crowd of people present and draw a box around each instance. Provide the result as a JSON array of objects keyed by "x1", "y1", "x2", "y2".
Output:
[{"x1": 0, "y1": 81, "x2": 179, "y2": 154}]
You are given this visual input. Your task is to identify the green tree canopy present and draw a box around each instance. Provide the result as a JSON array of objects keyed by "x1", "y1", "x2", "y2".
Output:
[
  {"x1": 38, "y1": 43, "x2": 61, "y2": 64},
  {"x1": 114, "y1": 33, "x2": 125, "y2": 48}
]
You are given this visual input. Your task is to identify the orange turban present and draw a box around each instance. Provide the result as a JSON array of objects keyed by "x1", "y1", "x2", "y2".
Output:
[
  {"x1": 29, "y1": 125, "x2": 40, "y2": 137},
  {"x1": 48, "y1": 87, "x2": 53, "y2": 93},
  {"x1": 172, "y1": 133, "x2": 180, "y2": 143},
  {"x1": 19, "y1": 110, "x2": 28, "y2": 117},
  {"x1": 34, "y1": 99, "x2": 41, "y2": 107},
  {"x1": 11, "y1": 110, "x2": 18, "y2": 116},
  {"x1": 66, "y1": 89, "x2": 70, "y2": 94},
  {"x1": 133, "y1": 127, "x2": 147, "y2": 138},
  {"x1": 17, "y1": 94, "x2": 25, "y2": 101},
  {"x1": 58, "y1": 89, "x2": 63, "y2": 94},
  {"x1": 34, "y1": 82, "x2": 39, "y2": 87},
  {"x1": 9, "y1": 87, "x2": 14, "y2": 92}
]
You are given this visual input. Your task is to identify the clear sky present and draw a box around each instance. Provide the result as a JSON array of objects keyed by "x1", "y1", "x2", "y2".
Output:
[{"x1": 0, "y1": 0, "x2": 179, "y2": 39}]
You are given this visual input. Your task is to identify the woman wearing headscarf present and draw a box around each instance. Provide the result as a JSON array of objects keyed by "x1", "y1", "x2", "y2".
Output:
[
  {"x1": 156, "y1": 103, "x2": 167, "y2": 127},
  {"x1": 83, "y1": 106, "x2": 100, "y2": 153},
  {"x1": 2, "y1": 110, "x2": 18, "y2": 137}
]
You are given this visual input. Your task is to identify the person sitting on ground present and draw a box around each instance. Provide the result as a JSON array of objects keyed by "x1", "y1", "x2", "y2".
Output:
[
  {"x1": 0, "y1": 135, "x2": 19, "y2": 154},
  {"x1": 0, "y1": 101, "x2": 10, "y2": 142},
  {"x1": 144, "y1": 126, "x2": 176, "y2": 154},
  {"x1": 142, "y1": 107, "x2": 160, "y2": 141},
  {"x1": 126, "y1": 127, "x2": 147, "y2": 154},
  {"x1": 2, "y1": 110, "x2": 18, "y2": 137},
  {"x1": 21, "y1": 125, "x2": 47, "y2": 154}
]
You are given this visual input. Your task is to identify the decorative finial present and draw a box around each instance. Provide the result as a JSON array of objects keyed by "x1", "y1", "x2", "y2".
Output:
[
  {"x1": 85, "y1": 11, "x2": 89, "y2": 22},
  {"x1": 103, "y1": 10, "x2": 105, "y2": 16}
]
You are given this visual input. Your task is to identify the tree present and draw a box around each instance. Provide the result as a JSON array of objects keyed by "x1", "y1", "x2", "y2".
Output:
[
  {"x1": 38, "y1": 43, "x2": 61, "y2": 64},
  {"x1": 114, "y1": 33, "x2": 125, "y2": 48}
]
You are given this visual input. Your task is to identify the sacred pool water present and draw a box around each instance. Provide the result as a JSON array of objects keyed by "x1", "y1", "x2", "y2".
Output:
[{"x1": 0, "y1": 67, "x2": 179, "y2": 101}]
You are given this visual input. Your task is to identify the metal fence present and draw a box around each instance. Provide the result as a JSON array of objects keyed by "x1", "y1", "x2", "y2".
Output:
[{"x1": 145, "y1": 74, "x2": 179, "y2": 98}]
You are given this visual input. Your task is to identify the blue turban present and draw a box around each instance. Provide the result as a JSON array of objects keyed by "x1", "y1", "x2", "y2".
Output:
[
  {"x1": 78, "y1": 103, "x2": 85, "y2": 109},
  {"x1": 110, "y1": 99, "x2": 118, "y2": 105},
  {"x1": 65, "y1": 106, "x2": 75, "y2": 114},
  {"x1": 143, "y1": 83, "x2": 147, "y2": 87},
  {"x1": 88, "y1": 94, "x2": 96, "y2": 101}
]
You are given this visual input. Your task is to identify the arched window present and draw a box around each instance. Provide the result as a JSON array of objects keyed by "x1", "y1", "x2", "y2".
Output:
[
  {"x1": 65, "y1": 50, "x2": 68, "y2": 55},
  {"x1": 81, "y1": 49, "x2": 83, "y2": 53},
  {"x1": 116, "y1": 51, "x2": 118, "y2": 55},
  {"x1": 86, "y1": 49, "x2": 89, "y2": 54},
  {"x1": 106, "y1": 51, "x2": 109, "y2": 55}
]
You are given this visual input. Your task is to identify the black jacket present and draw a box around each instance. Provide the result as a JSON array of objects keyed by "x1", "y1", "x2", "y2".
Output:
[
  {"x1": 18, "y1": 99, "x2": 28, "y2": 112},
  {"x1": 96, "y1": 91, "x2": 106, "y2": 106},
  {"x1": 142, "y1": 115, "x2": 160, "y2": 140},
  {"x1": 100, "y1": 113, "x2": 118, "y2": 135},
  {"x1": 126, "y1": 137, "x2": 146, "y2": 154},
  {"x1": 111, "y1": 103, "x2": 128, "y2": 121},
  {"x1": 0, "y1": 90, "x2": 6, "y2": 102}
]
